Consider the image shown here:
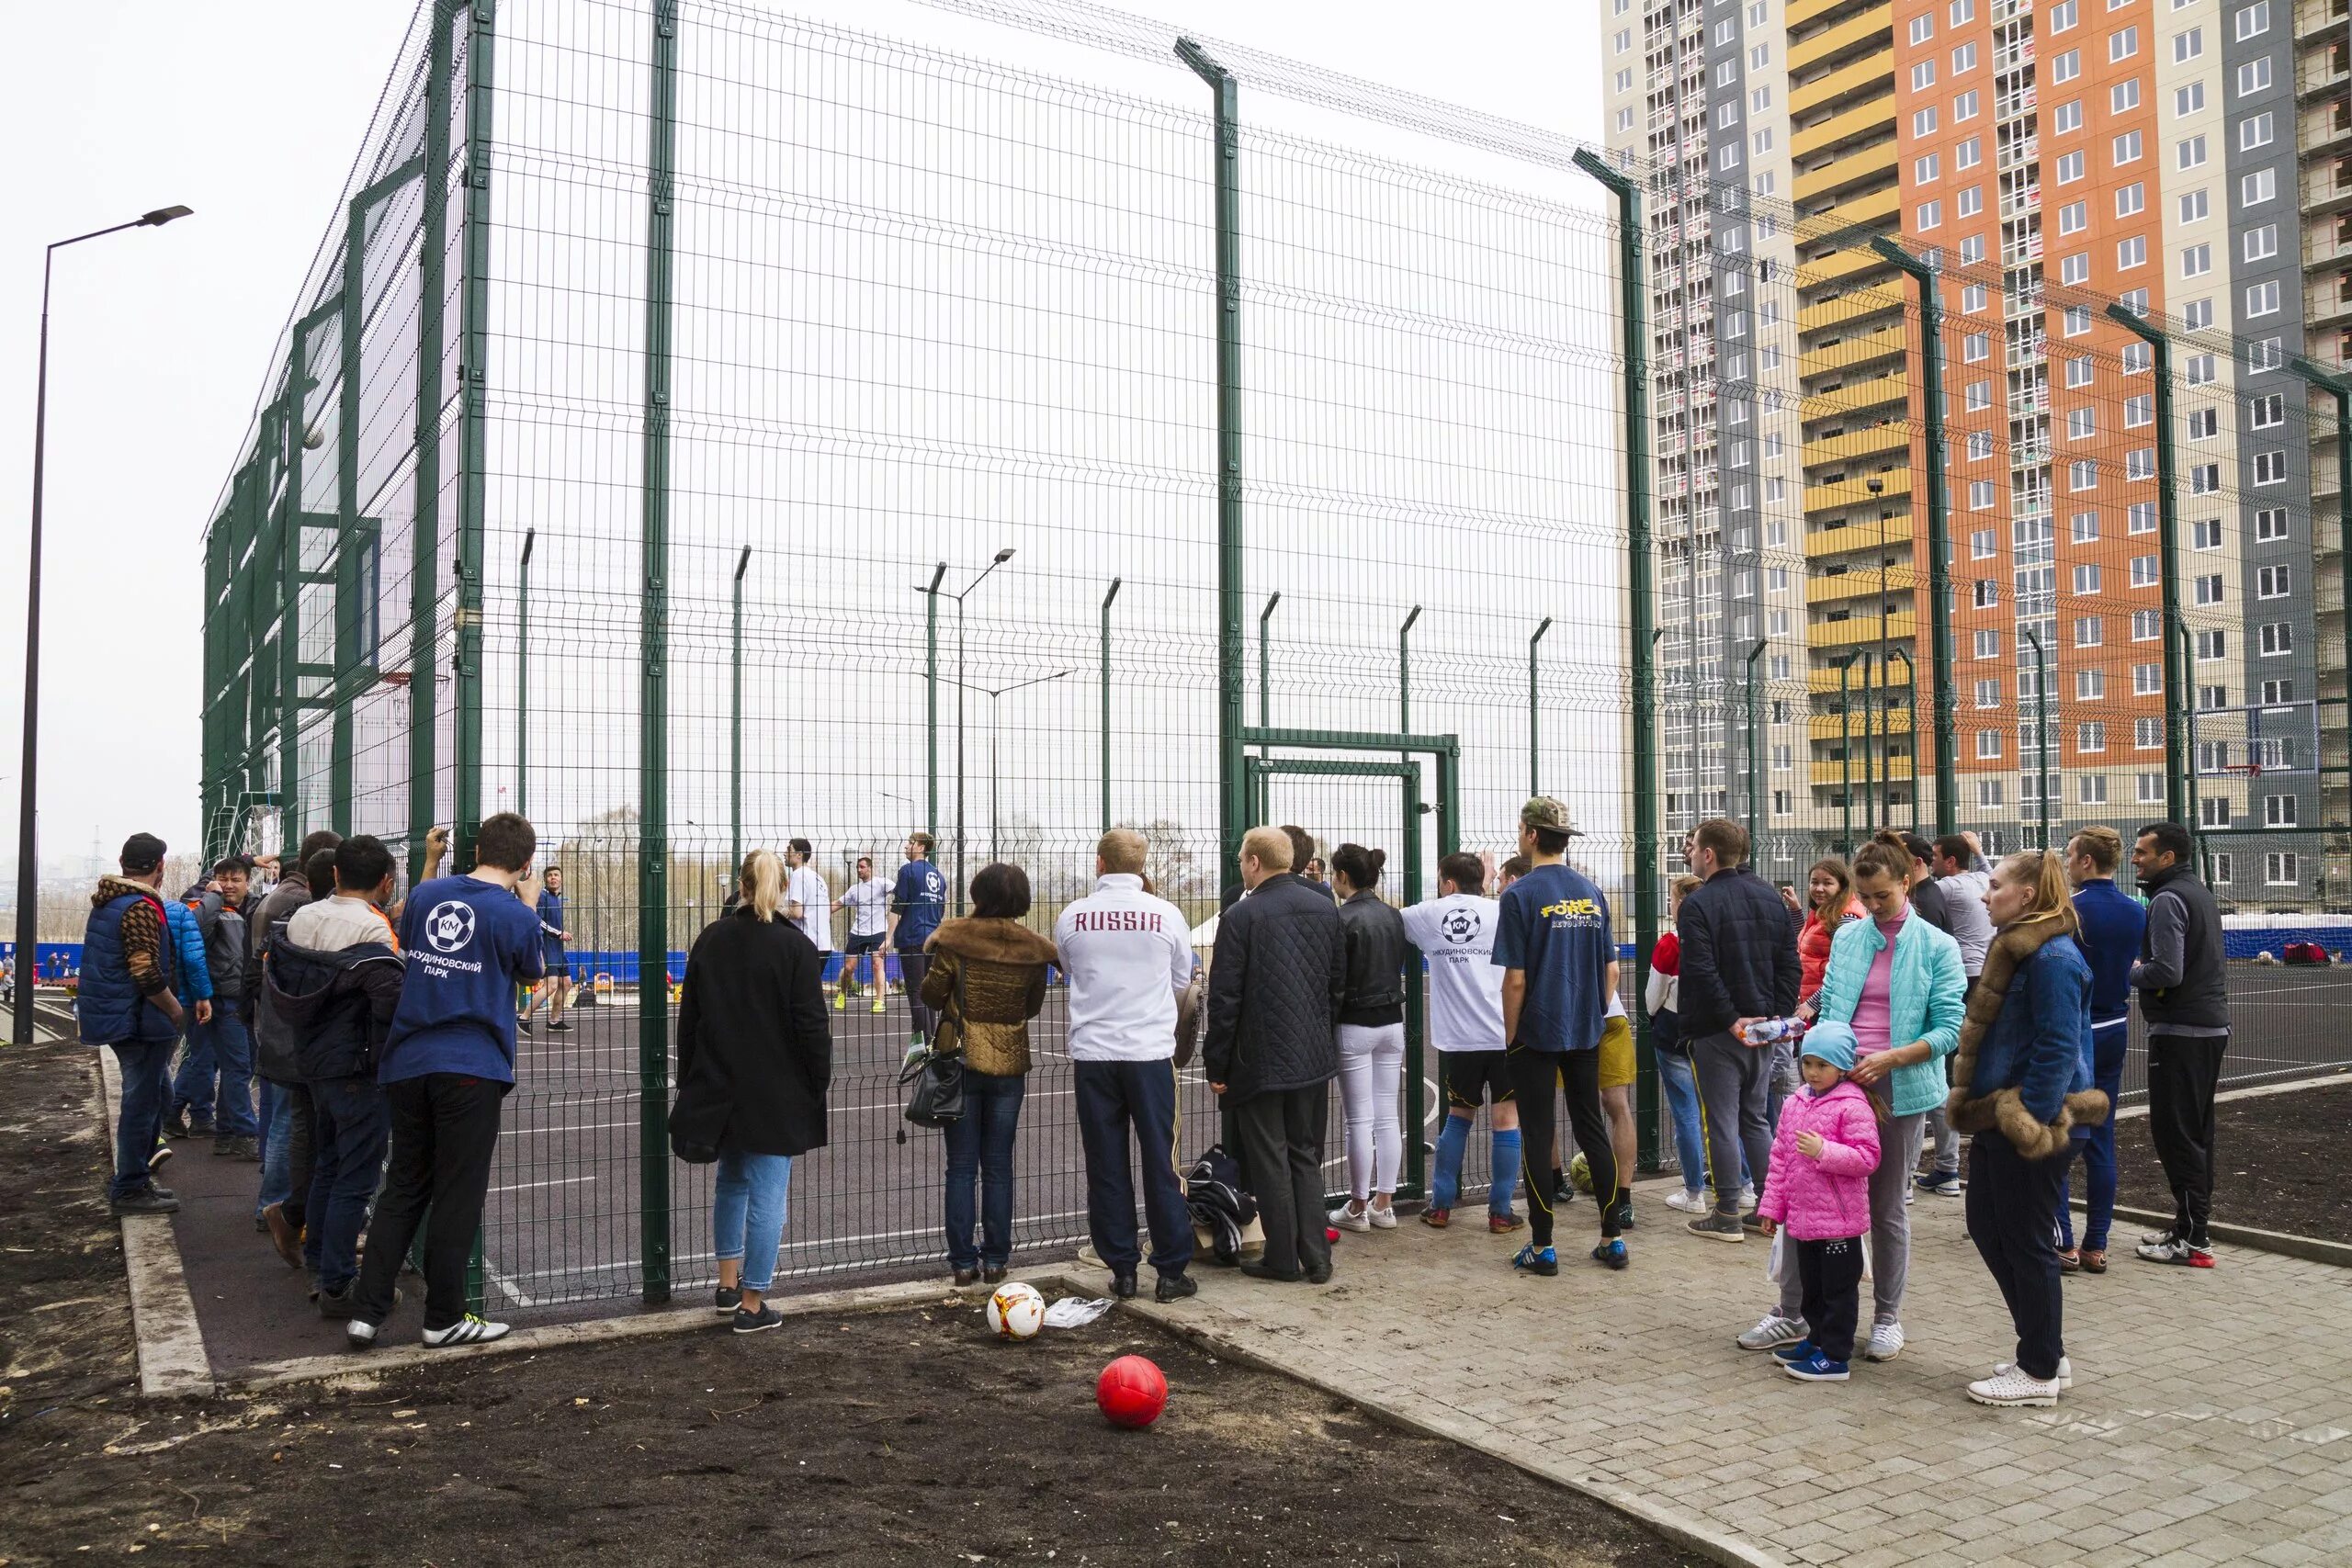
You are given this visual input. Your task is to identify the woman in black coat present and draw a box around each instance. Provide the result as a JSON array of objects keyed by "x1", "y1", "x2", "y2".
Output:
[{"x1": 673, "y1": 848, "x2": 832, "y2": 1334}]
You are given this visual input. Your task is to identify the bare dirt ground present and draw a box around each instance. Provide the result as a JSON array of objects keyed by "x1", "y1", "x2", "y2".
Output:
[
  {"x1": 0, "y1": 1042, "x2": 1704, "y2": 1568},
  {"x1": 2114, "y1": 1070, "x2": 2352, "y2": 1246}
]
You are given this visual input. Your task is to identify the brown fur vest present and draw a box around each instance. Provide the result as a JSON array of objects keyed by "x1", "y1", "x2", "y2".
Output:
[
  {"x1": 1944, "y1": 914, "x2": 2110, "y2": 1160},
  {"x1": 921, "y1": 918, "x2": 1058, "y2": 1077}
]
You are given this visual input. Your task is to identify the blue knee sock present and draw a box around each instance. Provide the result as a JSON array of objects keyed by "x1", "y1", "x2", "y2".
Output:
[
  {"x1": 1489, "y1": 1129, "x2": 1521, "y2": 1219},
  {"x1": 1433, "y1": 1115, "x2": 1470, "y2": 1212}
]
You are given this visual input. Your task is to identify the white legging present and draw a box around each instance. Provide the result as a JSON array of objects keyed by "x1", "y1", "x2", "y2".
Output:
[{"x1": 1336, "y1": 1021, "x2": 1406, "y2": 1201}]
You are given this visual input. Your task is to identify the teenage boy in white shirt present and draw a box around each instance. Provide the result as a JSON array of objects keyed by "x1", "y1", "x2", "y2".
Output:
[
  {"x1": 831, "y1": 855, "x2": 891, "y2": 1013},
  {"x1": 1400, "y1": 850, "x2": 1521, "y2": 1233},
  {"x1": 783, "y1": 839, "x2": 834, "y2": 974},
  {"x1": 1055, "y1": 828, "x2": 1198, "y2": 1304}
]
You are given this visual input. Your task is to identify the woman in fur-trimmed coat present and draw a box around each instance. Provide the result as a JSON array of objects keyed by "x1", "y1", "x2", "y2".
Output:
[
  {"x1": 922, "y1": 863, "x2": 1058, "y2": 1287},
  {"x1": 1948, "y1": 848, "x2": 2107, "y2": 1410}
]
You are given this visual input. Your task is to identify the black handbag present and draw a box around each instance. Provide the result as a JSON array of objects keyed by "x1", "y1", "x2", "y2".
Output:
[{"x1": 900, "y1": 1047, "x2": 965, "y2": 1127}]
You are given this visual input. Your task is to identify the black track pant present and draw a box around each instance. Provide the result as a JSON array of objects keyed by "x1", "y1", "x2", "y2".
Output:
[
  {"x1": 353, "y1": 1073, "x2": 504, "y2": 1331},
  {"x1": 2146, "y1": 1032, "x2": 2227, "y2": 1247},
  {"x1": 1508, "y1": 1045, "x2": 1617, "y2": 1251}
]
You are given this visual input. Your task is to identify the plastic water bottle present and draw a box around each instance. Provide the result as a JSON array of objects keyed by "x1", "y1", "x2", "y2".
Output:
[{"x1": 1738, "y1": 1016, "x2": 1808, "y2": 1048}]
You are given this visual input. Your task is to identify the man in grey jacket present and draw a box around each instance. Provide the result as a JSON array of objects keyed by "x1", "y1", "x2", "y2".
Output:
[{"x1": 2130, "y1": 821, "x2": 2229, "y2": 1268}]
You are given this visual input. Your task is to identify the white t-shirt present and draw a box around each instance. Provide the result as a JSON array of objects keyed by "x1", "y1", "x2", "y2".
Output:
[
  {"x1": 838, "y1": 876, "x2": 889, "y2": 938},
  {"x1": 786, "y1": 865, "x2": 831, "y2": 951},
  {"x1": 1399, "y1": 893, "x2": 1505, "y2": 1052},
  {"x1": 1054, "y1": 874, "x2": 1195, "y2": 1062}
]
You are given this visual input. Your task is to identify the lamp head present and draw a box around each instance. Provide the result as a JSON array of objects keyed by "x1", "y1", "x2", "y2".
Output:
[
  {"x1": 140, "y1": 205, "x2": 194, "y2": 227},
  {"x1": 992, "y1": 547, "x2": 1015, "y2": 564}
]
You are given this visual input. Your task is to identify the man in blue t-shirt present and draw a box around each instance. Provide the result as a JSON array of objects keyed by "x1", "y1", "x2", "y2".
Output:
[
  {"x1": 346, "y1": 812, "x2": 545, "y2": 1353},
  {"x1": 1492, "y1": 796, "x2": 1624, "y2": 1277},
  {"x1": 517, "y1": 865, "x2": 573, "y2": 1036},
  {"x1": 887, "y1": 831, "x2": 948, "y2": 1055}
]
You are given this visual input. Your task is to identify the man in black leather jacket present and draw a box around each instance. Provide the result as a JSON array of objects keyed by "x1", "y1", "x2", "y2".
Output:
[{"x1": 1204, "y1": 825, "x2": 1346, "y2": 1283}]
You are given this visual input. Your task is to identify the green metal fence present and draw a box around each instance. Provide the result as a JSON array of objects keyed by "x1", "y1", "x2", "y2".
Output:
[{"x1": 198, "y1": 0, "x2": 2352, "y2": 1310}]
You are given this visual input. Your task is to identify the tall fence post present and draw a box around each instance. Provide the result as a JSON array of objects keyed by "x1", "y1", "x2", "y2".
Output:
[
  {"x1": 1529, "y1": 616, "x2": 1552, "y2": 796},
  {"x1": 2107, "y1": 306, "x2": 2185, "y2": 824},
  {"x1": 1860, "y1": 652, "x2": 1877, "y2": 838},
  {"x1": 1745, "y1": 640, "x2": 1764, "y2": 833},
  {"x1": 1572, "y1": 147, "x2": 1659, "y2": 1172},
  {"x1": 731, "y1": 546, "x2": 750, "y2": 872},
  {"x1": 407, "y1": 2, "x2": 455, "y2": 885},
  {"x1": 278, "y1": 328, "x2": 309, "y2": 852},
  {"x1": 1887, "y1": 648, "x2": 1917, "y2": 833},
  {"x1": 333, "y1": 189, "x2": 366, "y2": 835},
  {"x1": 1257, "y1": 591, "x2": 1280, "y2": 772},
  {"x1": 923, "y1": 560, "x2": 945, "y2": 842},
  {"x1": 2024, "y1": 626, "x2": 2050, "y2": 849},
  {"x1": 1838, "y1": 654, "x2": 1857, "y2": 852},
  {"x1": 1398, "y1": 604, "x2": 1420, "y2": 773},
  {"x1": 636, "y1": 0, "x2": 680, "y2": 1308},
  {"x1": 1100, "y1": 576, "x2": 1120, "y2": 832},
  {"x1": 515, "y1": 529, "x2": 534, "y2": 817},
  {"x1": 1176, "y1": 36, "x2": 1246, "y2": 872},
  {"x1": 1871, "y1": 239, "x2": 1954, "y2": 836},
  {"x1": 2179, "y1": 623, "x2": 2204, "y2": 874}
]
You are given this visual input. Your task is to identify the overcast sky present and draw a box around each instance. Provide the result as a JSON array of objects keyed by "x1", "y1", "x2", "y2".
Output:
[{"x1": 0, "y1": 0, "x2": 1598, "y2": 886}]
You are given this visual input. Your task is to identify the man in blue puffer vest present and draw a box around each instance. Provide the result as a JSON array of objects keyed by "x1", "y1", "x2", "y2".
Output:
[{"x1": 80, "y1": 833, "x2": 190, "y2": 1216}]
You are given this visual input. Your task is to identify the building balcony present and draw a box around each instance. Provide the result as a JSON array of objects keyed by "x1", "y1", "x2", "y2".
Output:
[
  {"x1": 1809, "y1": 708, "x2": 1917, "y2": 743},
  {"x1": 1808, "y1": 657, "x2": 1917, "y2": 694},
  {"x1": 1804, "y1": 319, "x2": 1908, "y2": 376},
  {"x1": 1811, "y1": 609, "x2": 1919, "y2": 648},
  {"x1": 1810, "y1": 755, "x2": 1917, "y2": 786},
  {"x1": 1797, "y1": 243, "x2": 1901, "y2": 291},
  {"x1": 1793, "y1": 95, "x2": 1899, "y2": 162},
  {"x1": 1805, "y1": 422, "x2": 1913, "y2": 464},
  {"x1": 1799, "y1": 177, "x2": 1903, "y2": 232},
  {"x1": 2310, "y1": 278, "x2": 2352, "y2": 329},
  {"x1": 1790, "y1": 3, "x2": 1893, "y2": 73},
  {"x1": 1805, "y1": 513, "x2": 1916, "y2": 560},
  {"x1": 1802, "y1": 373, "x2": 1911, "y2": 421},
  {"x1": 2300, "y1": 51, "x2": 2351, "y2": 100},
  {"x1": 1792, "y1": 49, "x2": 1899, "y2": 118},
  {"x1": 2298, "y1": 0, "x2": 2350, "y2": 39}
]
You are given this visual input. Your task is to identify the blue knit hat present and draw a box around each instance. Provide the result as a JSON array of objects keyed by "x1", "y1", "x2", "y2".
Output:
[{"x1": 1799, "y1": 1020, "x2": 1859, "y2": 1074}]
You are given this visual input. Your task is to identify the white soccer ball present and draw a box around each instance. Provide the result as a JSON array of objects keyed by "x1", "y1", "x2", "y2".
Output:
[{"x1": 986, "y1": 1281, "x2": 1045, "y2": 1340}]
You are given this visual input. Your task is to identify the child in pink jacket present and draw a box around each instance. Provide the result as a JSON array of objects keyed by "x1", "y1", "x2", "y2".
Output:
[{"x1": 1755, "y1": 1021, "x2": 1883, "y2": 1382}]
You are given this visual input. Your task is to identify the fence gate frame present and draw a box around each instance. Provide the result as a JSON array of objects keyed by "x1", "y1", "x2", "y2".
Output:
[{"x1": 1239, "y1": 726, "x2": 1461, "y2": 1201}]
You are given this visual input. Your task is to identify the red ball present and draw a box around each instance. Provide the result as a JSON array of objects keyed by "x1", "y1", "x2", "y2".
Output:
[{"x1": 1096, "y1": 1354, "x2": 1168, "y2": 1428}]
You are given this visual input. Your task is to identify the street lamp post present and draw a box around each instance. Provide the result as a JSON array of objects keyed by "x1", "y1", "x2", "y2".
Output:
[
  {"x1": 730, "y1": 545, "x2": 751, "y2": 871},
  {"x1": 515, "y1": 529, "x2": 535, "y2": 818},
  {"x1": 916, "y1": 549, "x2": 1014, "y2": 915},
  {"x1": 944, "y1": 671, "x2": 1071, "y2": 864},
  {"x1": 1100, "y1": 577, "x2": 1120, "y2": 833},
  {"x1": 15, "y1": 205, "x2": 192, "y2": 1045}
]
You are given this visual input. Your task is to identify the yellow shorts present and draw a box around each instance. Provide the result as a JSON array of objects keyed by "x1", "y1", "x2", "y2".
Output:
[{"x1": 1597, "y1": 1014, "x2": 1636, "y2": 1090}]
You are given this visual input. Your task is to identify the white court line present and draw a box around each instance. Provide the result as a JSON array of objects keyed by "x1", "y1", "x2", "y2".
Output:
[
  {"x1": 480, "y1": 1258, "x2": 541, "y2": 1310},
  {"x1": 488, "y1": 1174, "x2": 599, "y2": 1194}
]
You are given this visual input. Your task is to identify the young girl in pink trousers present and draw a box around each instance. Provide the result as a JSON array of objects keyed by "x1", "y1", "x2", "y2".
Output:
[{"x1": 1754, "y1": 1021, "x2": 1883, "y2": 1382}]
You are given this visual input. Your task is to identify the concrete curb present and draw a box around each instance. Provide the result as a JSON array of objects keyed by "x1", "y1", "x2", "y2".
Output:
[
  {"x1": 221, "y1": 1276, "x2": 965, "y2": 1395},
  {"x1": 96, "y1": 1046, "x2": 216, "y2": 1399},
  {"x1": 1052, "y1": 1259, "x2": 1784, "y2": 1568},
  {"x1": 2073, "y1": 1199, "x2": 2352, "y2": 1269}
]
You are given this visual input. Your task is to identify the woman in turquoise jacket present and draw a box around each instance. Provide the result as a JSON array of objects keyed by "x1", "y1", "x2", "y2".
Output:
[{"x1": 1735, "y1": 838, "x2": 1964, "y2": 1365}]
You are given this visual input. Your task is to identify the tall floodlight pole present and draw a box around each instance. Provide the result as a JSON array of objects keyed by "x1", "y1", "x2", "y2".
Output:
[
  {"x1": 731, "y1": 545, "x2": 751, "y2": 871},
  {"x1": 950, "y1": 547, "x2": 1014, "y2": 915},
  {"x1": 1529, "y1": 616, "x2": 1553, "y2": 795},
  {"x1": 1871, "y1": 238, "x2": 1954, "y2": 835},
  {"x1": 2107, "y1": 305, "x2": 2186, "y2": 823},
  {"x1": 1100, "y1": 577, "x2": 1121, "y2": 833},
  {"x1": 515, "y1": 529, "x2": 535, "y2": 818},
  {"x1": 14, "y1": 204, "x2": 192, "y2": 1046}
]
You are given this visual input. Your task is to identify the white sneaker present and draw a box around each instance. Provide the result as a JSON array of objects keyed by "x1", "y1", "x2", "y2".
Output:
[
  {"x1": 1995, "y1": 1355, "x2": 2074, "y2": 1391},
  {"x1": 1665, "y1": 1188, "x2": 1709, "y2": 1213},
  {"x1": 1966, "y1": 1368, "x2": 2061, "y2": 1407},
  {"x1": 1330, "y1": 1202, "x2": 1374, "y2": 1234},
  {"x1": 421, "y1": 1314, "x2": 511, "y2": 1348},
  {"x1": 1736, "y1": 1313, "x2": 1807, "y2": 1351},
  {"x1": 1737, "y1": 1183, "x2": 1758, "y2": 1210},
  {"x1": 1367, "y1": 1203, "x2": 1398, "y2": 1230},
  {"x1": 1865, "y1": 1321, "x2": 1905, "y2": 1362}
]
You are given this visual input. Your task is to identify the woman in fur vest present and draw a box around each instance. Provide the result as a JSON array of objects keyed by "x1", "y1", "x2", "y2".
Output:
[
  {"x1": 922, "y1": 863, "x2": 1058, "y2": 1287},
  {"x1": 1950, "y1": 849, "x2": 2105, "y2": 1409}
]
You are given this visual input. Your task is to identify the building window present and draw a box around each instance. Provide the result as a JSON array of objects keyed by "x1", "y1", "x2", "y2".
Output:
[
  {"x1": 2189, "y1": 462, "x2": 2222, "y2": 494},
  {"x1": 2132, "y1": 608, "x2": 2162, "y2": 639},
  {"x1": 2245, "y1": 279, "x2": 2282, "y2": 317},
  {"x1": 2131, "y1": 556, "x2": 2161, "y2": 587},
  {"x1": 2112, "y1": 130, "x2": 2143, "y2": 165},
  {"x1": 1912, "y1": 60, "x2": 1938, "y2": 89},
  {"x1": 2236, "y1": 0, "x2": 2270, "y2": 38},
  {"x1": 2068, "y1": 460, "x2": 2097, "y2": 491},
  {"x1": 2126, "y1": 448, "x2": 2155, "y2": 479},
  {"x1": 1918, "y1": 199, "x2": 1943, "y2": 230},
  {"x1": 2076, "y1": 614, "x2": 2106, "y2": 647},
  {"x1": 2248, "y1": 336, "x2": 2285, "y2": 372},
  {"x1": 1975, "y1": 629, "x2": 2002, "y2": 659},
  {"x1": 2193, "y1": 518, "x2": 2222, "y2": 549},
  {"x1": 2129, "y1": 502, "x2": 2156, "y2": 535},
  {"x1": 2240, "y1": 112, "x2": 2274, "y2": 151},
  {"x1": 1963, "y1": 331, "x2": 1988, "y2": 360},
  {"x1": 2113, "y1": 25, "x2": 2142, "y2": 58},
  {"x1": 2265, "y1": 852, "x2": 2297, "y2": 886},
  {"x1": 2259, "y1": 622, "x2": 2292, "y2": 656},
  {"x1": 2066, "y1": 356, "x2": 2094, "y2": 389},
  {"x1": 2138, "y1": 773, "x2": 2165, "y2": 803},
  {"x1": 2255, "y1": 450, "x2": 2288, "y2": 486},
  {"x1": 1916, "y1": 152, "x2": 1942, "y2": 184},
  {"x1": 2182, "y1": 299, "x2": 2214, "y2": 331},
  {"x1": 2254, "y1": 508, "x2": 2289, "y2": 541},
  {"x1": 1974, "y1": 579, "x2": 2001, "y2": 608},
  {"x1": 2178, "y1": 134, "x2": 2207, "y2": 170},
  {"x1": 1752, "y1": 42, "x2": 1771, "y2": 67},
  {"x1": 2116, "y1": 78, "x2": 2143, "y2": 112},
  {"x1": 2211, "y1": 852, "x2": 2234, "y2": 885},
  {"x1": 2073, "y1": 562, "x2": 2103, "y2": 594},
  {"x1": 2052, "y1": 49, "x2": 2082, "y2": 82},
  {"x1": 1954, "y1": 87, "x2": 1981, "y2": 119},
  {"x1": 2117, "y1": 235, "x2": 2146, "y2": 269},
  {"x1": 1952, "y1": 0, "x2": 1974, "y2": 18},
  {"x1": 2061, "y1": 254, "x2": 2091, "y2": 286},
  {"x1": 2194, "y1": 573, "x2": 2224, "y2": 605},
  {"x1": 2181, "y1": 243, "x2": 2211, "y2": 277},
  {"x1": 1967, "y1": 379, "x2": 1993, "y2": 411},
  {"x1": 1978, "y1": 779, "x2": 2007, "y2": 807},
  {"x1": 1969, "y1": 430, "x2": 1995, "y2": 459},
  {"x1": 2133, "y1": 663, "x2": 2163, "y2": 695},
  {"x1": 2077, "y1": 669, "x2": 2107, "y2": 700},
  {"x1": 1910, "y1": 12, "x2": 1935, "y2": 41},
  {"x1": 2197, "y1": 628, "x2": 2227, "y2": 660},
  {"x1": 2064, "y1": 305, "x2": 2092, "y2": 335},
  {"x1": 1957, "y1": 185, "x2": 1982, "y2": 217},
  {"x1": 2262, "y1": 678, "x2": 2293, "y2": 705},
  {"x1": 2059, "y1": 200, "x2": 2088, "y2": 235},
  {"x1": 2249, "y1": 391, "x2": 2285, "y2": 428},
  {"x1": 2188, "y1": 409, "x2": 2219, "y2": 439},
  {"x1": 2137, "y1": 716, "x2": 2165, "y2": 748},
  {"x1": 2056, "y1": 151, "x2": 2086, "y2": 184},
  {"x1": 2079, "y1": 774, "x2": 2109, "y2": 804},
  {"x1": 1952, "y1": 41, "x2": 1977, "y2": 72},
  {"x1": 2175, "y1": 81, "x2": 2204, "y2": 116},
  {"x1": 1970, "y1": 479, "x2": 1998, "y2": 508},
  {"x1": 1972, "y1": 525, "x2": 1998, "y2": 557},
  {"x1": 2072, "y1": 512, "x2": 2101, "y2": 544},
  {"x1": 2067, "y1": 407, "x2": 2097, "y2": 439},
  {"x1": 1977, "y1": 730, "x2": 2004, "y2": 760},
  {"x1": 2243, "y1": 168, "x2": 2275, "y2": 206},
  {"x1": 2078, "y1": 722, "x2": 2109, "y2": 754},
  {"x1": 2237, "y1": 56, "x2": 2271, "y2": 94},
  {"x1": 2172, "y1": 25, "x2": 2200, "y2": 60},
  {"x1": 2265, "y1": 795, "x2": 2298, "y2": 828},
  {"x1": 1975, "y1": 678, "x2": 2002, "y2": 707}
]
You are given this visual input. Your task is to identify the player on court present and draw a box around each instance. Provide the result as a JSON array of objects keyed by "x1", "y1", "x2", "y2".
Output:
[
  {"x1": 1403, "y1": 850, "x2": 1521, "y2": 1233},
  {"x1": 888, "y1": 833, "x2": 948, "y2": 1057},
  {"x1": 832, "y1": 855, "x2": 891, "y2": 1012},
  {"x1": 518, "y1": 865, "x2": 572, "y2": 1035},
  {"x1": 784, "y1": 839, "x2": 835, "y2": 993}
]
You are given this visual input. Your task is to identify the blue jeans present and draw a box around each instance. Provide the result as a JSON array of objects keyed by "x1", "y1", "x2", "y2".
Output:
[
  {"x1": 175, "y1": 997, "x2": 256, "y2": 1135},
  {"x1": 943, "y1": 1068, "x2": 1025, "y2": 1270},
  {"x1": 712, "y1": 1148, "x2": 795, "y2": 1292},
  {"x1": 1654, "y1": 1047, "x2": 1713, "y2": 1194},
  {"x1": 2057, "y1": 1019, "x2": 2131, "y2": 1251},
  {"x1": 304, "y1": 1076, "x2": 390, "y2": 1293},
  {"x1": 257, "y1": 1081, "x2": 294, "y2": 1215},
  {"x1": 107, "y1": 1039, "x2": 175, "y2": 1200}
]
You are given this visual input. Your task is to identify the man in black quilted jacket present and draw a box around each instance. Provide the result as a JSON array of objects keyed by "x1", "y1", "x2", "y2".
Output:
[
  {"x1": 1678, "y1": 818, "x2": 1801, "y2": 1242},
  {"x1": 1204, "y1": 825, "x2": 1347, "y2": 1284}
]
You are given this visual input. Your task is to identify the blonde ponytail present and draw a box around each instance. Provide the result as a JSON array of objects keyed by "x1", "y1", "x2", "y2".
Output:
[
  {"x1": 741, "y1": 848, "x2": 786, "y2": 922},
  {"x1": 1995, "y1": 848, "x2": 2080, "y2": 937}
]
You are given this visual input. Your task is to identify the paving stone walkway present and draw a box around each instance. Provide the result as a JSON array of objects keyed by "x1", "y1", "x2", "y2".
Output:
[{"x1": 1119, "y1": 1179, "x2": 2352, "y2": 1568}]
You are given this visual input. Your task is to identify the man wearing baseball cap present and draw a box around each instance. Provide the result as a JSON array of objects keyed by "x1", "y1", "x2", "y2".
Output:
[{"x1": 1491, "y1": 797, "x2": 1626, "y2": 1274}]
